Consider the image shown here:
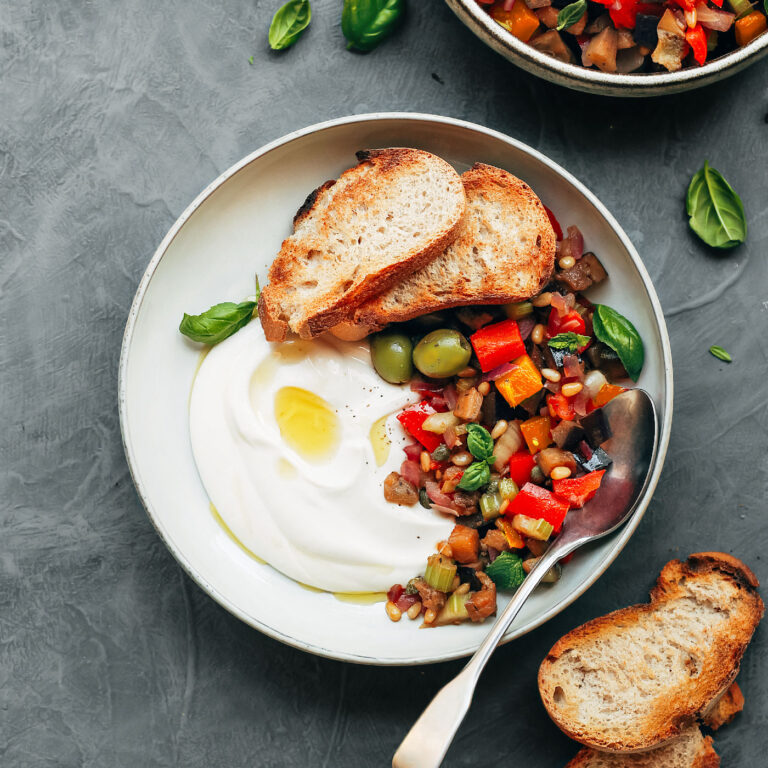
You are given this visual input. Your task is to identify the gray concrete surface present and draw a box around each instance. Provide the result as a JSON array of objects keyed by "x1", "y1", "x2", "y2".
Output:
[{"x1": 2, "y1": 1, "x2": 767, "y2": 765}]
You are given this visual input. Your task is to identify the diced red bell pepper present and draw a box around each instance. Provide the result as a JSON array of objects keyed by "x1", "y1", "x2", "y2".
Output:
[
  {"x1": 505, "y1": 482, "x2": 570, "y2": 533},
  {"x1": 543, "y1": 205, "x2": 563, "y2": 240},
  {"x1": 508, "y1": 451, "x2": 537, "y2": 486},
  {"x1": 387, "y1": 584, "x2": 404, "y2": 604},
  {"x1": 592, "y1": 0, "x2": 640, "y2": 27},
  {"x1": 547, "y1": 308, "x2": 587, "y2": 338},
  {"x1": 396, "y1": 400, "x2": 443, "y2": 452},
  {"x1": 547, "y1": 393, "x2": 575, "y2": 422},
  {"x1": 686, "y1": 24, "x2": 707, "y2": 65},
  {"x1": 470, "y1": 319, "x2": 526, "y2": 373},
  {"x1": 552, "y1": 470, "x2": 606, "y2": 508}
]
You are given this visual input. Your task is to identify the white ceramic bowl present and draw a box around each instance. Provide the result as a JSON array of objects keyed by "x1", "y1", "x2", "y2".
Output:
[
  {"x1": 447, "y1": 0, "x2": 768, "y2": 97},
  {"x1": 119, "y1": 113, "x2": 673, "y2": 665}
]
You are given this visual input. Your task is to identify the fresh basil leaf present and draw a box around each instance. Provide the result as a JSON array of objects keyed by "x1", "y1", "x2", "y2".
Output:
[
  {"x1": 342, "y1": 0, "x2": 406, "y2": 52},
  {"x1": 556, "y1": 0, "x2": 587, "y2": 30},
  {"x1": 592, "y1": 304, "x2": 644, "y2": 382},
  {"x1": 709, "y1": 345, "x2": 732, "y2": 363},
  {"x1": 466, "y1": 423, "x2": 494, "y2": 462},
  {"x1": 269, "y1": 0, "x2": 311, "y2": 51},
  {"x1": 457, "y1": 460, "x2": 491, "y2": 492},
  {"x1": 548, "y1": 332, "x2": 590, "y2": 352},
  {"x1": 686, "y1": 161, "x2": 746, "y2": 249},
  {"x1": 179, "y1": 300, "x2": 257, "y2": 345}
]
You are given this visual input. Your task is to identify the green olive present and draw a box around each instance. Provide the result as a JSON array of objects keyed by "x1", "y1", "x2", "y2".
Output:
[
  {"x1": 412, "y1": 329, "x2": 472, "y2": 379},
  {"x1": 371, "y1": 332, "x2": 414, "y2": 384}
]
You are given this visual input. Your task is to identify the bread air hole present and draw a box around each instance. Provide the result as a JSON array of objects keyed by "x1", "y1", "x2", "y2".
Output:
[{"x1": 553, "y1": 686, "x2": 566, "y2": 706}]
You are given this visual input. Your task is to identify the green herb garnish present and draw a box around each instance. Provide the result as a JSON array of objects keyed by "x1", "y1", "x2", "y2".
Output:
[
  {"x1": 466, "y1": 423, "x2": 495, "y2": 464},
  {"x1": 592, "y1": 304, "x2": 644, "y2": 382},
  {"x1": 342, "y1": 0, "x2": 406, "y2": 52},
  {"x1": 709, "y1": 345, "x2": 732, "y2": 363},
  {"x1": 485, "y1": 551, "x2": 526, "y2": 590},
  {"x1": 458, "y1": 461, "x2": 491, "y2": 492},
  {"x1": 548, "y1": 332, "x2": 590, "y2": 352},
  {"x1": 686, "y1": 161, "x2": 746, "y2": 249},
  {"x1": 179, "y1": 300, "x2": 257, "y2": 345},
  {"x1": 556, "y1": 0, "x2": 587, "y2": 30},
  {"x1": 249, "y1": 56, "x2": 254, "y2": 64},
  {"x1": 269, "y1": 0, "x2": 312, "y2": 51}
]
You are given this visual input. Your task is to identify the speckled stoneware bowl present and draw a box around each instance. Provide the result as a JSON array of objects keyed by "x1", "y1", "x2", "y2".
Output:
[
  {"x1": 447, "y1": 0, "x2": 768, "y2": 96},
  {"x1": 119, "y1": 113, "x2": 673, "y2": 665}
]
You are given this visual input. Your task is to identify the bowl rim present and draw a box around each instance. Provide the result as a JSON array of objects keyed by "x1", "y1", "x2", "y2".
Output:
[
  {"x1": 118, "y1": 112, "x2": 674, "y2": 665},
  {"x1": 446, "y1": 0, "x2": 768, "y2": 96}
]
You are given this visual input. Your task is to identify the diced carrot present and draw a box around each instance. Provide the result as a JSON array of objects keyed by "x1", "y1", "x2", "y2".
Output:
[
  {"x1": 592, "y1": 383, "x2": 625, "y2": 408},
  {"x1": 735, "y1": 11, "x2": 767, "y2": 47},
  {"x1": 494, "y1": 354, "x2": 542, "y2": 408},
  {"x1": 491, "y1": 0, "x2": 541, "y2": 42},
  {"x1": 448, "y1": 525, "x2": 480, "y2": 564},
  {"x1": 520, "y1": 415, "x2": 552, "y2": 454}
]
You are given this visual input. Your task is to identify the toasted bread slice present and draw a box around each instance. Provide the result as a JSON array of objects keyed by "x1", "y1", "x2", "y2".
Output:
[
  {"x1": 258, "y1": 148, "x2": 466, "y2": 341},
  {"x1": 538, "y1": 553, "x2": 763, "y2": 753},
  {"x1": 350, "y1": 163, "x2": 556, "y2": 331},
  {"x1": 565, "y1": 727, "x2": 719, "y2": 768},
  {"x1": 702, "y1": 682, "x2": 744, "y2": 731}
]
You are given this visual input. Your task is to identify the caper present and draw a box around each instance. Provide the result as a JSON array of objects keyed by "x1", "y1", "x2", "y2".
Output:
[
  {"x1": 371, "y1": 332, "x2": 414, "y2": 384},
  {"x1": 412, "y1": 329, "x2": 472, "y2": 379}
]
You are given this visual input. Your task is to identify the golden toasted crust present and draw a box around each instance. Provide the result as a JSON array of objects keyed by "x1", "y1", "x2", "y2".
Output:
[
  {"x1": 259, "y1": 148, "x2": 466, "y2": 341},
  {"x1": 352, "y1": 163, "x2": 556, "y2": 330},
  {"x1": 538, "y1": 553, "x2": 763, "y2": 754},
  {"x1": 702, "y1": 682, "x2": 744, "y2": 731}
]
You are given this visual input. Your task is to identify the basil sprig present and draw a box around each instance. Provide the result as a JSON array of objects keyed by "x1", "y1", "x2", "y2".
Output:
[
  {"x1": 342, "y1": 0, "x2": 406, "y2": 52},
  {"x1": 686, "y1": 162, "x2": 746, "y2": 249},
  {"x1": 458, "y1": 461, "x2": 491, "y2": 492},
  {"x1": 557, "y1": 0, "x2": 586, "y2": 30},
  {"x1": 179, "y1": 300, "x2": 257, "y2": 345},
  {"x1": 466, "y1": 423, "x2": 494, "y2": 463},
  {"x1": 709, "y1": 345, "x2": 732, "y2": 363},
  {"x1": 548, "y1": 332, "x2": 590, "y2": 352},
  {"x1": 592, "y1": 304, "x2": 644, "y2": 382},
  {"x1": 269, "y1": 0, "x2": 312, "y2": 51}
]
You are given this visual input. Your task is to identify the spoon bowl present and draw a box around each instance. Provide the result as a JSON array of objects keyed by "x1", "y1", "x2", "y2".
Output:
[{"x1": 392, "y1": 389, "x2": 658, "y2": 768}]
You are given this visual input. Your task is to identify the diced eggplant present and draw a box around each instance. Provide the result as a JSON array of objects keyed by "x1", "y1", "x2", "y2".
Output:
[
  {"x1": 530, "y1": 30, "x2": 577, "y2": 63},
  {"x1": 455, "y1": 511, "x2": 488, "y2": 530},
  {"x1": 578, "y1": 408, "x2": 611, "y2": 448},
  {"x1": 517, "y1": 388, "x2": 545, "y2": 417},
  {"x1": 555, "y1": 252, "x2": 608, "y2": 293},
  {"x1": 634, "y1": 14, "x2": 660, "y2": 48},
  {"x1": 549, "y1": 346, "x2": 585, "y2": 370},
  {"x1": 617, "y1": 28, "x2": 636, "y2": 49},
  {"x1": 534, "y1": 7, "x2": 560, "y2": 29},
  {"x1": 576, "y1": 446, "x2": 613, "y2": 472},
  {"x1": 480, "y1": 388, "x2": 497, "y2": 428},
  {"x1": 583, "y1": 27, "x2": 618, "y2": 73},
  {"x1": 457, "y1": 565, "x2": 483, "y2": 592},
  {"x1": 616, "y1": 46, "x2": 647, "y2": 73},
  {"x1": 552, "y1": 420, "x2": 586, "y2": 451},
  {"x1": 585, "y1": 342, "x2": 628, "y2": 380},
  {"x1": 585, "y1": 13, "x2": 611, "y2": 34},
  {"x1": 652, "y1": 9, "x2": 686, "y2": 72},
  {"x1": 537, "y1": 447, "x2": 578, "y2": 477}
]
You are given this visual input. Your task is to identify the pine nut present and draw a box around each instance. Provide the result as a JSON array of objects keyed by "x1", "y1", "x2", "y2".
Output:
[
  {"x1": 477, "y1": 381, "x2": 490, "y2": 396},
  {"x1": 499, "y1": 498, "x2": 510, "y2": 515},
  {"x1": 407, "y1": 602, "x2": 422, "y2": 620},
  {"x1": 685, "y1": 7, "x2": 696, "y2": 26},
  {"x1": 558, "y1": 256, "x2": 576, "y2": 270},
  {"x1": 454, "y1": 582, "x2": 470, "y2": 596},
  {"x1": 531, "y1": 324, "x2": 546, "y2": 345},
  {"x1": 435, "y1": 469, "x2": 443, "y2": 480},
  {"x1": 420, "y1": 451, "x2": 431, "y2": 472},
  {"x1": 437, "y1": 541, "x2": 454, "y2": 558},
  {"x1": 457, "y1": 366, "x2": 477, "y2": 378},
  {"x1": 385, "y1": 601, "x2": 402, "y2": 622},
  {"x1": 424, "y1": 608, "x2": 437, "y2": 624},
  {"x1": 491, "y1": 420, "x2": 508, "y2": 440},
  {"x1": 531, "y1": 292, "x2": 552, "y2": 308},
  {"x1": 450, "y1": 575, "x2": 460, "y2": 592},
  {"x1": 550, "y1": 466, "x2": 572, "y2": 480},
  {"x1": 541, "y1": 368, "x2": 561, "y2": 383},
  {"x1": 451, "y1": 450, "x2": 473, "y2": 467},
  {"x1": 561, "y1": 382, "x2": 583, "y2": 397},
  {"x1": 522, "y1": 557, "x2": 539, "y2": 574}
]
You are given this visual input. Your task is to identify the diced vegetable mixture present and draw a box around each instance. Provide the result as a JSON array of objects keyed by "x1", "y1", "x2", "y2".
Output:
[
  {"x1": 375, "y1": 210, "x2": 642, "y2": 627},
  {"x1": 476, "y1": 0, "x2": 767, "y2": 73}
]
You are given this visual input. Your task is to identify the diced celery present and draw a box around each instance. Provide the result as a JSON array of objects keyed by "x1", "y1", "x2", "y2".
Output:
[
  {"x1": 728, "y1": 0, "x2": 754, "y2": 17},
  {"x1": 480, "y1": 491, "x2": 502, "y2": 520},
  {"x1": 511, "y1": 514, "x2": 554, "y2": 541},
  {"x1": 499, "y1": 477, "x2": 519, "y2": 501},
  {"x1": 432, "y1": 590, "x2": 472, "y2": 626},
  {"x1": 485, "y1": 552, "x2": 526, "y2": 590},
  {"x1": 423, "y1": 554, "x2": 457, "y2": 592},
  {"x1": 504, "y1": 301, "x2": 534, "y2": 320}
]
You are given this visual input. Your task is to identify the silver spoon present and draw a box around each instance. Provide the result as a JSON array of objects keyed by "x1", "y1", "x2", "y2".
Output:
[{"x1": 392, "y1": 389, "x2": 658, "y2": 768}]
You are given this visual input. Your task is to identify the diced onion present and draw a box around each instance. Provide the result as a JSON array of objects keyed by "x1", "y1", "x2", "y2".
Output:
[
  {"x1": 696, "y1": 2, "x2": 734, "y2": 31},
  {"x1": 492, "y1": 421, "x2": 524, "y2": 472},
  {"x1": 422, "y1": 411, "x2": 460, "y2": 434},
  {"x1": 584, "y1": 370, "x2": 607, "y2": 399}
]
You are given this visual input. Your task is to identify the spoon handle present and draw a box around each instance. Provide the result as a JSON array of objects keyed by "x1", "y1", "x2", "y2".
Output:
[{"x1": 392, "y1": 542, "x2": 568, "y2": 768}]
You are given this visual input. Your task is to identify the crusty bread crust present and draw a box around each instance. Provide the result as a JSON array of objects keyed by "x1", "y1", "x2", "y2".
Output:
[
  {"x1": 565, "y1": 728, "x2": 719, "y2": 768},
  {"x1": 351, "y1": 163, "x2": 556, "y2": 330},
  {"x1": 258, "y1": 148, "x2": 466, "y2": 341},
  {"x1": 702, "y1": 682, "x2": 744, "y2": 731},
  {"x1": 538, "y1": 553, "x2": 763, "y2": 753}
]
